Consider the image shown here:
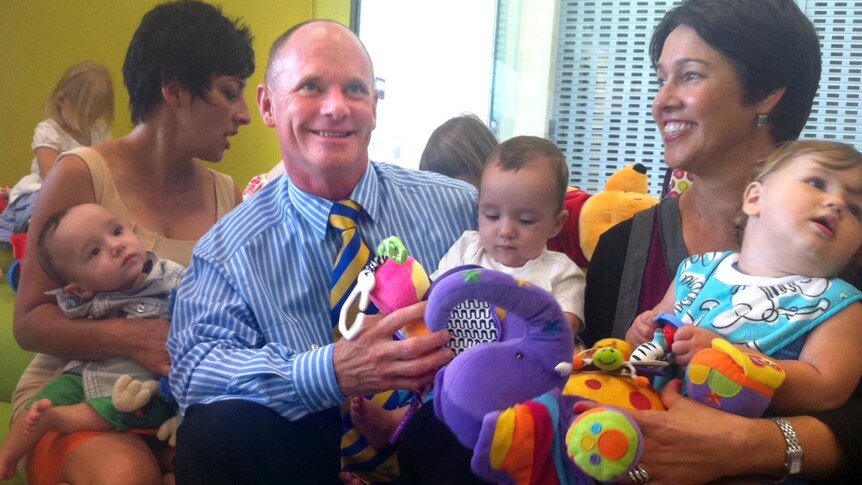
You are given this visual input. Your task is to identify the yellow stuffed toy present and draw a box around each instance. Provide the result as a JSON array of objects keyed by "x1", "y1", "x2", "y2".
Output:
[{"x1": 578, "y1": 164, "x2": 658, "y2": 261}]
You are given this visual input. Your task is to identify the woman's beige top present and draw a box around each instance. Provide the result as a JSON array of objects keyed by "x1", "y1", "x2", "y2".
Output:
[{"x1": 11, "y1": 146, "x2": 236, "y2": 420}]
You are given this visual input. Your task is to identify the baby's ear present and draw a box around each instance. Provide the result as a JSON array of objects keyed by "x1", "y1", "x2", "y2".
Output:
[
  {"x1": 64, "y1": 283, "x2": 94, "y2": 300},
  {"x1": 550, "y1": 208, "x2": 569, "y2": 238},
  {"x1": 742, "y1": 181, "x2": 762, "y2": 217}
]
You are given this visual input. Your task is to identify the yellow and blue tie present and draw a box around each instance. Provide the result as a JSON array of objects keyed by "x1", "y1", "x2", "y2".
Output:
[{"x1": 328, "y1": 200, "x2": 401, "y2": 483}]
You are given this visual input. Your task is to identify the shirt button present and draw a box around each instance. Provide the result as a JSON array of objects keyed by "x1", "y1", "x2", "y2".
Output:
[
  {"x1": 310, "y1": 343, "x2": 319, "y2": 350},
  {"x1": 322, "y1": 400, "x2": 332, "y2": 407}
]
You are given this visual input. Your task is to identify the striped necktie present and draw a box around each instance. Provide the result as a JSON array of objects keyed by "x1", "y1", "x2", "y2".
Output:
[
  {"x1": 329, "y1": 200, "x2": 402, "y2": 482},
  {"x1": 329, "y1": 199, "x2": 372, "y2": 329}
]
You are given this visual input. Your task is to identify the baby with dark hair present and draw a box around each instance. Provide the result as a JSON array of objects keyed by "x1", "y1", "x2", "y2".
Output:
[{"x1": 0, "y1": 204, "x2": 183, "y2": 480}]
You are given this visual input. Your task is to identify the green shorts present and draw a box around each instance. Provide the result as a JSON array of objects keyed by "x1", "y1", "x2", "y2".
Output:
[{"x1": 29, "y1": 373, "x2": 174, "y2": 432}]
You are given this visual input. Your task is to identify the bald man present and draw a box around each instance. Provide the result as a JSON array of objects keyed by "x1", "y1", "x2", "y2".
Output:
[{"x1": 169, "y1": 20, "x2": 484, "y2": 484}]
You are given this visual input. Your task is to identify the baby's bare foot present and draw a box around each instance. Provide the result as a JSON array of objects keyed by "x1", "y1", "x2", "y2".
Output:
[
  {"x1": 25, "y1": 399, "x2": 54, "y2": 435},
  {"x1": 0, "y1": 452, "x2": 18, "y2": 481},
  {"x1": 349, "y1": 396, "x2": 405, "y2": 450}
]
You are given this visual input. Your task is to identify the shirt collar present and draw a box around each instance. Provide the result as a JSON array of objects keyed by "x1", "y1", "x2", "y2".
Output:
[{"x1": 287, "y1": 163, "x2": 381, "y2": 240}]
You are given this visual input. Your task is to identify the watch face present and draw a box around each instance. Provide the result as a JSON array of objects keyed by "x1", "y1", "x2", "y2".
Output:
[{"x1": 788, "y1": 450, "x2": 803, "y2": 475}]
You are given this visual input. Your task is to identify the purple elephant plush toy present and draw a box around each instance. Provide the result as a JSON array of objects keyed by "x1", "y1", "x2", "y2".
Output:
[
  {"x1": 425, "y1": 267, "x2": 644, "y2": 484},
  {"x1": 426, "y1": 267, "x2": 576, "y2": 449}
]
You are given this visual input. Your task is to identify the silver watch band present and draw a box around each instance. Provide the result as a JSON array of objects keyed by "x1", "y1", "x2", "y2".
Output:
[{"x1": 771, "y1": 417, "x2": 803, "y2": 476}]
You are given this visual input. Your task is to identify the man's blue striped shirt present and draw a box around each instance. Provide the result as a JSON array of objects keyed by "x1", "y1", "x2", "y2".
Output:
[{"x1": 168, "y1": 162, "x2": 477, "y2": 420}]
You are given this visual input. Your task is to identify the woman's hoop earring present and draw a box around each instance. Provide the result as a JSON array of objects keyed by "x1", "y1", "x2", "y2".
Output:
[{"x1": 756, "y1": 113, "x2": 769, "y2": 127}]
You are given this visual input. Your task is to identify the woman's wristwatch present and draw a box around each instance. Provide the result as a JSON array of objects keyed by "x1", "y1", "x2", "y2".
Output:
[{"x1": 771, "y1": 417, "x2": 803, "y2": 477}]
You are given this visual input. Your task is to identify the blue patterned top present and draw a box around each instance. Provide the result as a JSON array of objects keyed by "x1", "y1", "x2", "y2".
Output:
[{"x1": 674, "y1": 251, "x2": 862, "y2": 359}]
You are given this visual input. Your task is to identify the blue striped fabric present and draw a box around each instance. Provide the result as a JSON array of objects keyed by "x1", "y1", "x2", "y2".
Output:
[{"x1": 168, "y1": 162, "x2": 477, "y2": 421}]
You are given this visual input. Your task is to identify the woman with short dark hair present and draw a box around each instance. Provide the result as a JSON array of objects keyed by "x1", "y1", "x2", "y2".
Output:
[
  {"x1": 11, "y1": 2, "x2": 254, "y2": 483},
  {"x1": 585, "y1": 0, "x2": 860, "y2": 483}
]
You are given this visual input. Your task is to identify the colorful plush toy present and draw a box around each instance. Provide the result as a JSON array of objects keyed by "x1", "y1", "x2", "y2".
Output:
[
  {"x1": 338, "y1": 236, "x2": 432, "y2": 340},
  {"x1": 369, "y1": 236, "x2": 433, "y2": 340},
  {"x1": 548, "y1": 164, "x2": 659, "y2": 267},
  {"x1": 426, "y1": 268, "x2": 647, "y2": 483},
  {"x1": 425, "y1": 267, "x2": 576, "y2": 449},
  {"x1": 426, "y1": 268, "x2": 787, "y2": 484},
  {"x1": 339, "y1": 236, "x2": 498, "y2": 353},
  {"x1": 687, "y1": 338, "x2": 785, "y2": 418}
]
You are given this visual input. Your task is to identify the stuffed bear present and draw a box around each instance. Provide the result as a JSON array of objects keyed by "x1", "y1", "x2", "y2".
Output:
[{"x1": 548, "y1": 164, "x2": 658, "y2": 267}]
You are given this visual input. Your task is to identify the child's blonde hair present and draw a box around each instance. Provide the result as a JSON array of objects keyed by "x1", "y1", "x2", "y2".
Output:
[
  {"x1": 736, "y1": 140, "x2": 862, "y2": 277},
  {"x1": 753, "y1": 140, "x2": 862, "y2": 185},
  {"x1": 45, "y1": 61, "x2": 114, "y2": 136}
]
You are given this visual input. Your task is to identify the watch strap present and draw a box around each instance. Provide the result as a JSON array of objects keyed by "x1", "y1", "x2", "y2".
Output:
[{"x1": 770, "y1": 417, "x2": 803, "y2": 477}]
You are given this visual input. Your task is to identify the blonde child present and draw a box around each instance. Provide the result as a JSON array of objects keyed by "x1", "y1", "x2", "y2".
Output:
[
  {"x1": 0, "y1": 204, "x2": 180, "y2": 480},
  {"x1": 351, "y1": 135, "x2": 586, "y2": 448},
  {"x1": 9, "y1": 61, "x2": 113, "y2": 203},
  {"x1": 628, "y1": 140, "x2": 862, "y2": 416}
]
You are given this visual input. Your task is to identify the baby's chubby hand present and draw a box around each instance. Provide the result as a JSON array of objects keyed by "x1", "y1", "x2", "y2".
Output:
[
  {"x1": 627, "y1": 310, "x2": 660, "y2": 346},
  {"x1": 670, "y1": 325, "x2": 718, "y2": 366}
]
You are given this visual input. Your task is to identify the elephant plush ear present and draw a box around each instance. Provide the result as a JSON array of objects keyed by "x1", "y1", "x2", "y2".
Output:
[{"x1": 427, "y1": 264, "x2": 501, "y2": 356}]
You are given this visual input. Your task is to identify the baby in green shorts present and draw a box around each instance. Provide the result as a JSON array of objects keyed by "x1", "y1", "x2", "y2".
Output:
[{"x1": 0, "y1": 203, "x2": 181, "y2": 480}]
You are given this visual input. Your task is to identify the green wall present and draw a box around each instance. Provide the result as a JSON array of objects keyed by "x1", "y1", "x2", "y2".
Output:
[{"x1": 0, "y1": 0, "x2": 350, "y2": 189}]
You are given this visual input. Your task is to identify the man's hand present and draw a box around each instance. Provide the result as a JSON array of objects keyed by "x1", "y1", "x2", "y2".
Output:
[{"x1": 333, "y1": 301, "x2": 453, "y2": 397}]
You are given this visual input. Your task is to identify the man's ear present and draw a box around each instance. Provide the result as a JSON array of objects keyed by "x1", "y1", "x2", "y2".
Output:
[
  {"x1": 64, "y1": 283, "x2": 94, "y2": 300},
  {"x1": 550, "y1": 208, "x2": 569, "y2": 239},
  {"x1": 257, "y1": 84, "x2": 275, "y2": 127},
  {"x1": 742, "y1": 181, "x2": 762, "y2": 217},
  {"x1": 161, "y1": 78, "x2": 184, "y2": 108}
]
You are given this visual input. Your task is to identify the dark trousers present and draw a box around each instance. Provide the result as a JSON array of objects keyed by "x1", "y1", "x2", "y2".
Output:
[
  {"x1": 397, "y1": 404, "x2": 491, "y2": 485},
  {"x1": 174, "y1": 399, "x2": 489, "y2": 485},
  {"x1": 174, "y1": 400, "x2": 341, "y2": 485}
]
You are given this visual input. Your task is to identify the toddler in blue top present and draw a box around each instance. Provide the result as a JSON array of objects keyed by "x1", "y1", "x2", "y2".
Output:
[{"x1": 628, "y1": 140, "x2": 862, "y2": 416}]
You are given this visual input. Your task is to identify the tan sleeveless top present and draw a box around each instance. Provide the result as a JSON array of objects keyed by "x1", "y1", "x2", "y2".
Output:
[
  {"x1": 69, "y1": 146, "x2": 236, "y2": 265},
  {"x1": 11, "y1": 147, "x2": 237, "y2": 419}
]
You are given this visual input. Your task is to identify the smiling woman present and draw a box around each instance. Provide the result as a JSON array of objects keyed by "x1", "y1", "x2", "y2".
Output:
[
  {"x1": 584, "y1": 0, "x2": 821, "y2": 345},
  {"x1": 584, "y1": 1, "x2": 862, "y2": 484},
  {"x1": 10, "y1": 2, "x2": 253, "y2": 484}
]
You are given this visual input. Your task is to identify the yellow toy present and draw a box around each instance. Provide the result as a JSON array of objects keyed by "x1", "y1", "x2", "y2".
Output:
[{"x1": 577, "y1": 164, "x2": 658, "y2": 261}]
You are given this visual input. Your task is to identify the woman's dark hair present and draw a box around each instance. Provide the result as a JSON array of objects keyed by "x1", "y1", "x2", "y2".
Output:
[
  {"x1": 123, "y1": 0, "x2": 255, "y2": 124},
  {"x1": 650, "y1": 0, "x2": 821, "y2": 144},
  {"x1": 419, "y1": 114, "x2": 498, "y2": 187}
]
